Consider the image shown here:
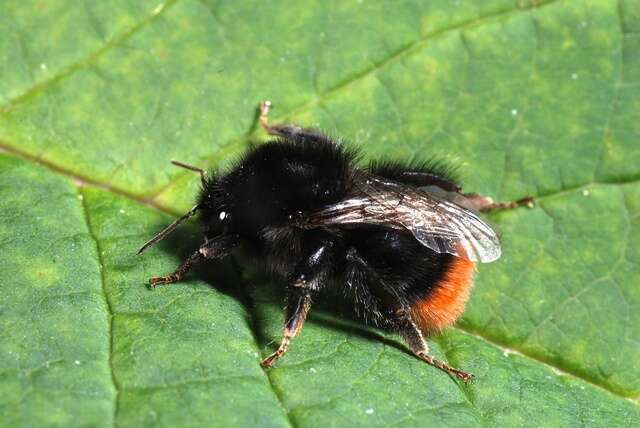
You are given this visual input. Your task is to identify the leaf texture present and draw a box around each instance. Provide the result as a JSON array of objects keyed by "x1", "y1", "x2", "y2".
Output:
[{"x1": 1, "y1": 0, "x2": 639, "y2": 426}]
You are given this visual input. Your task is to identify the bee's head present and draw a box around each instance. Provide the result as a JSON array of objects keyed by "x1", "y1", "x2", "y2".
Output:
[
  {"x1": 138, "y1": 163, "x2": 238, "y2": 255},
  {"x1": 197, "y1": 174, "x2": 235, "y2": 237}
]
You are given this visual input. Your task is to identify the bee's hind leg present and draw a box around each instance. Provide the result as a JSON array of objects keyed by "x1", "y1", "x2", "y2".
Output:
[
  {"x1": 259, "y1": 101, "x2": 329, "y2": 143},
  {"x1": 397, "y1": 315, "x2": 474, "y2": 382},
  {"x1": 463, "y1": 193, "x2": 535, "y2": 213}
]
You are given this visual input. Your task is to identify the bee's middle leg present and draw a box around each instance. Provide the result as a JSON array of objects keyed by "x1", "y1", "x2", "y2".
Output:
[
  {"x1": 261, "y1": 240, "x2": 334, "y2": 368},
  {"x1": 258, "y1": 101, "x2": 330, "y2": 143},
  {"x1": 260, "y1": 286, "x2": 313, "y2": 368}
]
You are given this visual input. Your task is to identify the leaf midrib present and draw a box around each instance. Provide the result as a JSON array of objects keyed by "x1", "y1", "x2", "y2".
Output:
[{"x1": 77, "y1": 187, "x2": 120, "y2": 425}]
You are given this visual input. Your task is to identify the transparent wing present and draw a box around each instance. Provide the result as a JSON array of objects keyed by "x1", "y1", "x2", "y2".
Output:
[{"x1": 299, "y1": 175, "x2": 501, "y2": 263}]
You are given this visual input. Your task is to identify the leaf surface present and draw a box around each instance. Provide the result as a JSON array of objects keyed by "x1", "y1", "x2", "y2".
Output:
[{"x1": 1, "y1": 0, "x2": 639, "y2": 426}]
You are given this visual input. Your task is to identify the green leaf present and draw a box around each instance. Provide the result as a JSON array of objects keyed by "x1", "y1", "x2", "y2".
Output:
[{"x1": 1, "y1": 0, "x2": 639, "y2": 426}]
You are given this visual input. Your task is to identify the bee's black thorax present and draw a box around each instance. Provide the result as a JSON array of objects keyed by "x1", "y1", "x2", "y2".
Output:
[{"x1": 198, "y1": 133, "x2": 356, "y2": 240}]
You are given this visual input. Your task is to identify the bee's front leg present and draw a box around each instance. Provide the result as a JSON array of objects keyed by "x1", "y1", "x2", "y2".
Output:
[
  {"x1": 148, "y1": 250, "x2": 203, "y2": 288},
  {"x1": 148, "y1": 234, "x2": 239, "y2": 288}
]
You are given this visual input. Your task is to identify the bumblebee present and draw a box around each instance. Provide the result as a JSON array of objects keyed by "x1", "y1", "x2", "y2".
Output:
[{"x1": 139, "y1": 102, "x2": 532, "y2": 381}]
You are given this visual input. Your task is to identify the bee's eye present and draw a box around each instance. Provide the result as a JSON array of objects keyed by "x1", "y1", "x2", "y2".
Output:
[{"x1": 218, "y1": 211, "x2": 227, "y2": 221}]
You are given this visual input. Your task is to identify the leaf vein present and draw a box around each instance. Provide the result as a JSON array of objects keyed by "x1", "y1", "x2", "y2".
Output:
[
  {"x1": 592, "y1": 0, "x2": 625, "y2": 181},
  {"x1": 454, "y1": 326, "x2": 639, "y2": 402},
  {"x1": 77, "y1": 187, "x2": 120, "y2": 425},
  {"x1": 278, "y1": 0, "x2": 563, "y2": 126},
  {"x1": 150, "y1": 0, "x2": 563, "y2": 200},
  {"x1": 0, "y1": 0, "x2": 179, "y2": 115}
]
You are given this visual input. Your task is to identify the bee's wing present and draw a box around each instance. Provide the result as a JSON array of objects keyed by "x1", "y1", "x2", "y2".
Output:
[{"x1": 300, "y1": 175, "x2": 501, "y2": 263}]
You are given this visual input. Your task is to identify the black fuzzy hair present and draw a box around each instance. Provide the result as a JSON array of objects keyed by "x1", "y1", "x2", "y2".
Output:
[
  {"x1": 368, "y1": 157, "x2": 460, "y2": 188},
  {"x1": 197, "y1": 133, "x2": 359, "y2": 239}
]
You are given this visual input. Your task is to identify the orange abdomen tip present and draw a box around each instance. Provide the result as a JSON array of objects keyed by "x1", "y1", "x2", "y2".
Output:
[{"x1": 410, "y1": 256, "x2": 476, "y2": 333}]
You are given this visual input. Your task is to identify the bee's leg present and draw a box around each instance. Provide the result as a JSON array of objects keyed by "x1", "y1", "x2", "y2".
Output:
[
  {"x1": 258, "y1": 101, "x2": 329, "y2": 143},
  {"x1": 259, "y1": 100, "x2": 300, "y2": 137},
  {"x1": 397, "y1": 315, "x2": 474, "y2": 382},
  {"x1": 463, "y1": 193, "x2": 535, "y2": 213},
  {"x1": 149, "y1": 250, "x2": 203, "y2": 288},
  {"x1": 148, "y1": 234, "x2": 239, "y2": 288},
  {"x1": 261, "y1": 240, "x2": 333, "y2": 368},
  {"x1": 260, "y1": 286, "x2": 313, "y2": 368}
]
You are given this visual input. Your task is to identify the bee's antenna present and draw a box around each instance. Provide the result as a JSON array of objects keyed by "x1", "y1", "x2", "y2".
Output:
[
  {"x1": 171, "y1": 160, "x2": 205, "y2": 184},
  {"x1": 137, "y1": 204, "x2": 201, "y2": 254}
]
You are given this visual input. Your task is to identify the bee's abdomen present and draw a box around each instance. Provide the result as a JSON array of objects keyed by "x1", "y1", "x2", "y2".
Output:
[{"x1": 409, "y1": 257, "x2": 476, "y2": 333}]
